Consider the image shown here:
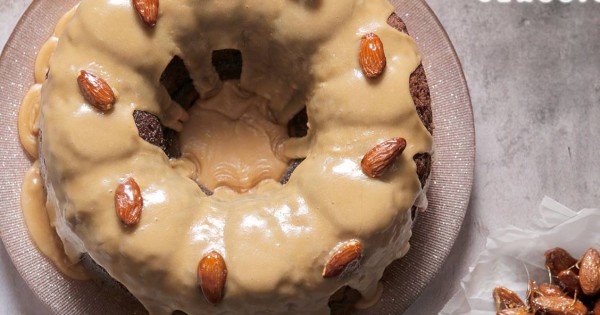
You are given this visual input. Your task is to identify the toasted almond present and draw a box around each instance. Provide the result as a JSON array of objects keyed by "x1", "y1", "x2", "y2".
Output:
[
  {"x1": 544, "y1": 247, "x2": 578, "y2": 277},
  {"x1": 198, "y1": 251, "x2": 227, "y2": 305},
  {"x1": 361, "y1": 137, "x2": 407, "y2": 178},
  {"x1": 323, "y1": 240, "x2": 363, "y2": 279},
  {"x1": 359, "y1": 33, "x2": 386, "y2": 78},
  {"x1": 557, "y1": 269, "x2": 581, "y2": 294},
  {"x1": 493, "y1": 287, "x2": 526, "y2": 310},
  {"x1": 538, "y1": 283, "x2": 567, "y2": 298},
  {"x1": 77, "y1": 70, "x2": 115, "y2": 111},
  {"x1": 114, "y1": 177, "x2": 143, "y2": 226},
  {"x1": 133, "y1": 0, "x2": 159, "y2": 27},
  {"x1": 530, "y1": 296, "x2": 588, "y2": 315},
  {"x1": 579, "y1": 248, "x2": 600, "y2": 296},
  {"x1": 497, "y1": 308, "x2": 533, "y2": 315},
  {"x1": 594, "y1": 300, "x2": 600, "y2": 315}
]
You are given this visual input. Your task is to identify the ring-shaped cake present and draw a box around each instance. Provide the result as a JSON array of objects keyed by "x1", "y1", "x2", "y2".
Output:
[{"x1": 18, "y1": 0, "x2": 434, "y2": 313}]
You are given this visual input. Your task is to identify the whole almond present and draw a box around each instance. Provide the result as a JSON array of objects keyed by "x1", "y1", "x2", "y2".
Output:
[
  {"x1": 538, "y1": 283, "x2": 567, "y2": 297},
  {"x1": 361, "y1": 137, "x2": 407, "y2": 178},
  {"x1": 323, "y1": 240, "x2": 363, "y2": 279},
  {"x1": 133, "y1": 0, "x2": 159, "y2": 27},
  {"x1": 544, "y1": 247, "x2": 578, "y2": 276},
  {"x1": 530, "y1": 296, "x2": 588, "y2": 315},
  {"x1": 557, "y1": 269, "x2": 581, "y2": 294},
  {"x1": 77, "y1": 70, "x2": 115, "y2": 111},
  {"x1": 593, "y1": 300, "x2": 600, "y2": 315},
  {"x1": 359, "y1": 33, "x2": 386, "y2": 78},
  {"x1": 114, "y1": 177, "x2": 143, "y2": 226},
  {"x1": 579, "y1": 248, "x2": 600, "y2": 295},
  {"x1": 493, "y1": 287, "x2": 526, "y2": 310},
  {"x1": 198, "y1": 251, "x2": 227, "y2": 305},
  {"x1": 497, "y1": 308, "x2": 532, "y2": 315}
]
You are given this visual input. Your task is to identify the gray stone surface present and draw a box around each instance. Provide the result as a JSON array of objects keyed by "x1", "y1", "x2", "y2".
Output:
[
  {"x1": 407, "y1": 1, "x2": 600, "y2": 314},
  {"x1": 0, "y1": 0, "x2": 598, "y2": 314}
]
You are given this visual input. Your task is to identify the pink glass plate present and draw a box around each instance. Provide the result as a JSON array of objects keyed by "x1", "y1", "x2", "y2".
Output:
[{"x1": 0, "y1": 0, "x2": 474, "y2": 313}]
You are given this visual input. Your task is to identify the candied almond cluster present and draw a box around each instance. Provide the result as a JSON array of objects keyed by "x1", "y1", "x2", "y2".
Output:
[{"x1": 494, "y1": 247, "x2": 600, "y2": 315}]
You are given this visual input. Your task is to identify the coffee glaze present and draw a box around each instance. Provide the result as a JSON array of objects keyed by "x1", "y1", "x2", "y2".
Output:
[{"x1": 19, "y1": 0, "x2": 433, "y2": 314}]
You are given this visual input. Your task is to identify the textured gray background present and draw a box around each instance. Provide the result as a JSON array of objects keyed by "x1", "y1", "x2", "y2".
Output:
[{"x1": 0, "y1": 0, "x2": 599, "y2": 314}]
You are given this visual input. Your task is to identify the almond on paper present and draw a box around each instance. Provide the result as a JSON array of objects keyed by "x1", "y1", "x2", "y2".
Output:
[
  {"x1": 323, "y1": 240, "x2": 363, "y2": 279},
  {"x1": 133, "y1": 0, "x2": 159, "y2": 27},
  {"x1": 497, "y1": 308, "x2": 533, "y2": 315},
  {"x1": 114, "y1": 177, "x2": 143, "y2": 226},
  {"x1": 579, "y1": 248, "x2": 600, "y2": 296},
  {"x1": 361, "y1": 137, "x2": 407, "y2": 178},
  {"x1": 197, "y1": 251, "x2": 227, "y2": 305},
  {"x1": 544, "y1": 247, "x2": 578, "y2": 276},
  {"x1": 530, "y1": 296, "x2": 588, "y2": 315},
  {"x1": 537, "y1": 283, "x2": 567, "y2": 298},
  {"x1": 493, "y1": 286, "x2": 526, "y2": 310},
  {"x1": 557, "y1": 269, "x2": 581, "y2": 294},
  {"x1": 359, "y1": 32, "x2": 386, "y2": 78},
  {"x1": 77, "y1": 70, "x2": 116, "y2": 111}
]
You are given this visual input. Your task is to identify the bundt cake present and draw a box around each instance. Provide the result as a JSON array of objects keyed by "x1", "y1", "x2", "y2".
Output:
[{"x1": 18, "y1": 0, "x2": 434, "y2": 314}]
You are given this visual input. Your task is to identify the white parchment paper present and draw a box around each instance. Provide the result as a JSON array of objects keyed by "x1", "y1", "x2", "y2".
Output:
[{"x1": 440, "y1": 197, "x2": 600, "y2": 315}]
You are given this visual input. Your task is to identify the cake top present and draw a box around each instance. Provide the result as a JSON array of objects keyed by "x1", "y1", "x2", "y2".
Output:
[{"x1": 25, "y1": 0, "x2": 433, "y2": 313}]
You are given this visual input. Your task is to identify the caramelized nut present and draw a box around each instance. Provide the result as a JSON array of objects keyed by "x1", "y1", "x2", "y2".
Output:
[
  {"x1": 558, "y1": 269, "x2": 581, "y2": 294},
  {"x1": 359, "y1": 33, "x2": 386, "y2": 78},
  {"x1": 530, "y1": 296, "x2": 587, "y2": 315},
  {"x1": 77, "y1": 70, "x2": 115, "y2": 111},
  {"x1": 133, "y1": 0, "x2": 159, "y2": 27},
  {"x1": 114, "y1": 177, "x2": 143, "y2": 226},
  {"x1": 323, "y1": 240, "x2": 363, "y2": 279},
  {"x1": 198, "y1": 251, "x2": 227, "y2": 305},
  {"x1": 361, "y1": 137, "x2": 407, "y2": 178},
  {"x1": 579, "y1": 248, "x2": 600, "y2": 296},
  {"x1": 493, "y1": 287, "x2": 526, "y2": 310},
  {"x1": 545, "y1": 247, "x2": 578, "y2": 277}
]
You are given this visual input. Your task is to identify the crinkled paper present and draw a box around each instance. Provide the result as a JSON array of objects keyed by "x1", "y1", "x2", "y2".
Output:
[{"x1": 440, "y1": 197, "x2": 600, "y2": 315}]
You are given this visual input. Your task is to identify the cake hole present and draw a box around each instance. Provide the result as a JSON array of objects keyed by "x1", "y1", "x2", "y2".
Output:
[
  {"x1": 292, "y1": 0, "x2": 323, "y2": 10},
  {"x1": 280, "y1": 107, "x2": 309, "y2": 184},
  {"x1": 287, "y1": 107, "x2": 308, "y2": 138},
  {"x1": 160, "y1": 56, "x2": 200, "y2": 110},
  {"x1": 172, "y1": 26, "x2": 317, "y2": 193},
  {"x1": 212, "y1": 49, "x2": 243, "y2": 81}
]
